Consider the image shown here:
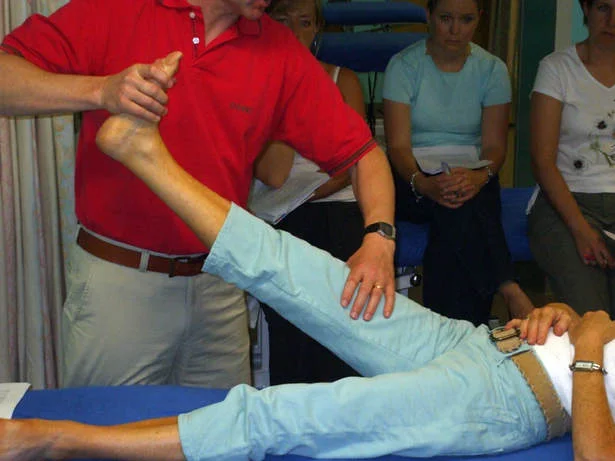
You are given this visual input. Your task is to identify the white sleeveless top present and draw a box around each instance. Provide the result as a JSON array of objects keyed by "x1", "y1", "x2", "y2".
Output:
[
  {"x1": 288, "y1": 66, "x2": 356, "y2": 204},
  {"x1": 533, "y1": 331, "x2": 615, "y2": 417}
]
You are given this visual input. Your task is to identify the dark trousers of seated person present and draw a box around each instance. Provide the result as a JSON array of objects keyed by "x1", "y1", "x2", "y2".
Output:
[
  {"x1": 528, "y1": 191, "x2": 615, "y2": 315},
  {"x1": 262, "y1": 201, "x2": 361, "y2": 384},
  {"x1": 395, "y1": 172, "x2": 515, "y2": 326}
]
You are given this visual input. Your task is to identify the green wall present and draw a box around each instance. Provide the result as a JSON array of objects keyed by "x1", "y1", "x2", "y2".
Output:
[
  {"x1": 514, "y1": 0, "x2": 586, "y2": 186},
  {"x1": 514, "y1": 0, "x2": 557, "y2": 186},
  {"x1": 572, "y1": 1, "x2": 588, "y2": 42}
]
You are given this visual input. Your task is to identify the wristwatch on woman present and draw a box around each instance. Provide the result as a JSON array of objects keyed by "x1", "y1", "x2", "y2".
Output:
[{"x1": 484, "y1": 165, "x2": 494, "y2": 183}]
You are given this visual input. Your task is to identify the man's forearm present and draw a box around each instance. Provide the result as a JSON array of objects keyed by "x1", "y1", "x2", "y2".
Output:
[
  {"x1": 351, "y1": 146, "x2": 395, "y2": 226},
  {"x1": 0, "y1": 52, "x2": 102, "y2": 115}
]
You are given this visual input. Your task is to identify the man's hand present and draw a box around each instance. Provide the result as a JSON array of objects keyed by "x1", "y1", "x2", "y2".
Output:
[
  {"x1": 99, "y1": 56, "x2": 179, "y2": 123},
  {"x1": 505, "y1": 302, "x2": 579, "y2": 345},
  {"x1": 341, "y1": 234, "x2": 396, "y2": 321}
]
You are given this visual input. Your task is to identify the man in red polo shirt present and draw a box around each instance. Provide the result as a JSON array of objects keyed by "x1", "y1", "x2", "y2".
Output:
[{"x1": 0, "y1": 0, "x2": 396, "y2": 388}]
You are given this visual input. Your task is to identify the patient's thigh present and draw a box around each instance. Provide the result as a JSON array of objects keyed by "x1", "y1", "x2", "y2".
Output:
[{"x1": 179, "y1": 334, "x2": 546, "y2": 460}]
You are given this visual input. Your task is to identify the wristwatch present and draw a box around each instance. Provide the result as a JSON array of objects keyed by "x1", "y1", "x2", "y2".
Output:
[
  {"x1": 484, "y1": 165, "x2": 495, "y2": 181},
  {"x1": 569, "y1": 361, "x2": 608, "y2": 375},
  {"x1": 364, "y1": 222, "x2": 396, "y2": 241}
]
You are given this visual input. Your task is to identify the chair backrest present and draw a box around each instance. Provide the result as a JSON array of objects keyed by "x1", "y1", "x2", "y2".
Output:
[
  {"x1": 323, "y1": 2, "x2": 426, "y2": 26},
  {"x1": 317, "y1": 1, "x2": 427, "y2": 73},
  {"x1": 316, "y1": 2, "x2": 427, "y2": 132}
]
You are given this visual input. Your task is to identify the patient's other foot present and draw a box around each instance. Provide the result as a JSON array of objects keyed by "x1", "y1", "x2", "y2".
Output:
[
  {"x1": 95, "y1": 51, "x2": 182, "y2": 166},
  {"x1": 0, "y1": 419, "x2": 51, "y2": 461},
  {"x1": 500, "y1": 281, "x2": 534, "y2": 319}
]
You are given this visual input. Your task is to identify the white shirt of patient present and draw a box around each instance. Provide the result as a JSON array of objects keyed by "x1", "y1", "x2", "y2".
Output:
[{"x1": 533, "y1": 331, "x2": 615, "y2": 417}]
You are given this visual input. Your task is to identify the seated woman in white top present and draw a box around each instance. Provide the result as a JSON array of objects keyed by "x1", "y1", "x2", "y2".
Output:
[
  {"x1": 1, "y1": 83, "x2": 615, "y2": 461},
  {"x1": 528, "y1": 0, "x2": 615, "y2": 315},
  {"x1": 252, "y1": 0, "x2": 367, "y2": 384}
]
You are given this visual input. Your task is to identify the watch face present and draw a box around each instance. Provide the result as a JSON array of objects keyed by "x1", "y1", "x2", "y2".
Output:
[
  {"x1": 365, "y1": 222, "x2": 396, "y2": 240},
  {"x1": 378, "y1": 223, "x2": 394, "y2": 237},
  {"x1": 570, "y1": 361, "x2": 606, "y2": 374},
  {"x1": 576, "y1": 362, "x2": 594, "y2": 371}
]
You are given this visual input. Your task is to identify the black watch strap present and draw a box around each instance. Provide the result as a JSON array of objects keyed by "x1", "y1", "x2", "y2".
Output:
[{"x1": 364, "y1": 222, "x2": 396, "y2": 241}]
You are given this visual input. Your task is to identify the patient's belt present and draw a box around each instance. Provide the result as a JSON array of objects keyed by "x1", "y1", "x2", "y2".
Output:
[{"x1": 490, "y1": 328, "x2": 571, "y2": 440}]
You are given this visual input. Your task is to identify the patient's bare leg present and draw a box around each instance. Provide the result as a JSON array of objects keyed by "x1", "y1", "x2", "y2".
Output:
[
  {"x1": 95, "y1": 51, "x2": 182, "y2": 168},
  {"x1": 96, "y1": 50, "x2": 229, "y2": 248},
  {"x1": 0, "y1": 419, "x2": 50, "y2": 461},
  {"x1": 0, "y1": 417, "x2": 184, "y2": 461}
]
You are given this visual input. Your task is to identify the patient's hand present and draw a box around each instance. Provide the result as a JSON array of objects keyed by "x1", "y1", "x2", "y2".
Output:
[
  {"x1": 504, "y1": 302, "x2": 579, "y2": 345},
  {"x1": 569, "y1": 310, "x2": 615, "y2": 346}
]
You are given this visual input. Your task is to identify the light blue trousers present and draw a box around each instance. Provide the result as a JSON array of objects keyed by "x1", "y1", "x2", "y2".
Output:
[{"x1": 178, "y1": 204, "x2": 547, "y2": 460}]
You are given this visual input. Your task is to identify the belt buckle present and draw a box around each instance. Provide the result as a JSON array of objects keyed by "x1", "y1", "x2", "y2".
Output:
[
  {"x1": 168, "y1": 255, "x2": 205, "y2": 278},
  {"x1": 489, "y1": 326, "x2": 523, "y2": 354}
]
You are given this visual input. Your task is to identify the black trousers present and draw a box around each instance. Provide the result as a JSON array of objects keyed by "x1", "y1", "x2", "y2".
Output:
[
  {"x1": 395, "y1": 171, "x2": 515, "y2": 326},
  {"x1": 262, "y1": 201, "x2": 362, "y2": 384}
]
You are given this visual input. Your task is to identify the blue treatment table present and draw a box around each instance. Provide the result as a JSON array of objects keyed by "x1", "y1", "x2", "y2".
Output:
[{"x1": 14, "y1": 385, "x2": 572, "y2": 460}]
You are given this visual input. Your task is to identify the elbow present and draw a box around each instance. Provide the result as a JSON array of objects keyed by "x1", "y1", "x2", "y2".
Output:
[
  {"x1": 529, "y1": 155, "x2": 551, "y2": 181},
  {"x1": 253, "y1": 163, "x2": 290, "y2": 189},
  {"x1": 261, "y1": 172, "x2": 288, "y2": 189}
]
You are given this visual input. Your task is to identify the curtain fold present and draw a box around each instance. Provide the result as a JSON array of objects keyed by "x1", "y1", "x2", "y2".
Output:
[{"x1": 0, "y1": 0, "x2": 75, "y2": 389}]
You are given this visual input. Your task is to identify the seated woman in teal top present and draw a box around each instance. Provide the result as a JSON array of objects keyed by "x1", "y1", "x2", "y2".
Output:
[{"x1": 383, "y1": 0, "x2": 533, "y2": 325}]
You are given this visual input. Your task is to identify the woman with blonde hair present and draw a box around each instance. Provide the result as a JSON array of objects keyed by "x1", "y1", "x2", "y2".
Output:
[
  {"x1": 384, "y1": 0, "x2": 533, "y2": 325},
  {"x1": 253, "y1": 0, "x2": 368, "y2": 384}
]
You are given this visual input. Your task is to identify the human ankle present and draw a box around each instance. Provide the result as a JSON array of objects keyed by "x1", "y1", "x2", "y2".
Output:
[{"x1": 498, "y1": 281, "x2": 520, "y2": 299}]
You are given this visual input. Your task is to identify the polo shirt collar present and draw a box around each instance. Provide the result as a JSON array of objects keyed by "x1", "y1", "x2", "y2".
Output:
[
  {"x1": 157, "y1": 0, "x2": 261, "y2": 36},
  {"x1": 236, "y1": 16, "x2": 261, "y2": 36}
]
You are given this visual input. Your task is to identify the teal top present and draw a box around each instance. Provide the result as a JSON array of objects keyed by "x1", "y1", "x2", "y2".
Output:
[{"x1": 383, "y1": 39, "x2": 511, "y2": 148}]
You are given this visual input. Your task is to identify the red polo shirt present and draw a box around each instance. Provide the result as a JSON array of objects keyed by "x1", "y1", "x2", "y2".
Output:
[{"x1": 2, "y1": 0, "x2": 375, "y2": 254}]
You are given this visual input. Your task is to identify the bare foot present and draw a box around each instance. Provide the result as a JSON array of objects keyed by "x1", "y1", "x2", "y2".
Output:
[
  {"x1": 95, "y1": 51, "x2": 182, "y2": 166},
  {"x1": 500, "y1": 281, "x2": 534, "y2": 319},
  {"x1": 0, "y1": 419, "x2": 52, "y2": 461}
]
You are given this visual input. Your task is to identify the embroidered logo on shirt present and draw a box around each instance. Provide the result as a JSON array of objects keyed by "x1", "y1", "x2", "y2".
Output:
[{"x1": 230, "y1": 102, "x2": 253, "y2": 114}]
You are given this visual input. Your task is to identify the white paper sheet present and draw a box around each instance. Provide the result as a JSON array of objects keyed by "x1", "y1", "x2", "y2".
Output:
[
  {"x1": 413, "y1": 145, "x2": 491, "y2": 174},
  {"x1": 0, "y1": 382, "x2": 31, "y2": 419},
  {"x1": 248, "y1": 171, "x2": 329, "y2": 225}
]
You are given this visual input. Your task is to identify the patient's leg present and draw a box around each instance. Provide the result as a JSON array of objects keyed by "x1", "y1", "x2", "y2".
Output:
[
  {"x1": 95, "y1": 51, "x2": 181, "y2": 166},
  {"x1": 95, "y1": 79, "x2": 478, "y2": 377},
  {"x1": 95, "y1": 51, "x2": 229, "y2": 248},
  {"x1": 0, "y1": 417, "x2": 184, "y2": 461}
]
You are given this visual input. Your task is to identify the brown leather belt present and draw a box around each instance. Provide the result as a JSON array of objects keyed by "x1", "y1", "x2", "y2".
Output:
[
  {"x1": 490, "y1": 327, "x2": 571, "y2": 440},
  {"x1": 77, "y1": 228, "x2": 207, "y2": 277}
]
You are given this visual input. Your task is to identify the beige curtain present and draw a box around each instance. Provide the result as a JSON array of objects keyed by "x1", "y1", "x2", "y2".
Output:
[{"x1": 0, "y1": 0, "x2": 76, "y2": 389}]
